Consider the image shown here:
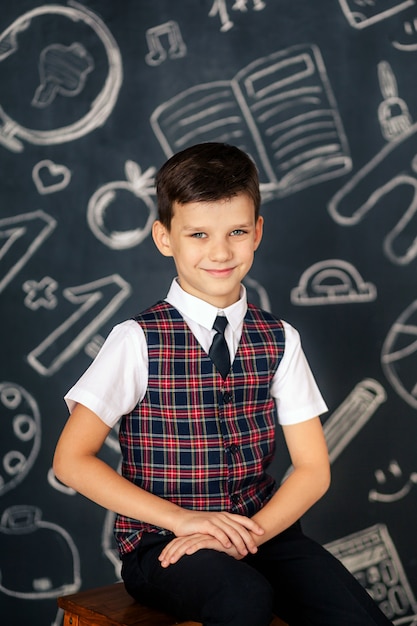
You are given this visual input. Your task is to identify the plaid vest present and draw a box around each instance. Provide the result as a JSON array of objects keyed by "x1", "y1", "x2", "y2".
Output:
[{"x1": 115, "y1": 301, "x2": 285, "y2": 555}]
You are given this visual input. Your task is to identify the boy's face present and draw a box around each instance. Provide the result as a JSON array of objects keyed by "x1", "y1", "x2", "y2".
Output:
[{"x1": 152, "y1": 193, "x2": 263, "y2": 308}]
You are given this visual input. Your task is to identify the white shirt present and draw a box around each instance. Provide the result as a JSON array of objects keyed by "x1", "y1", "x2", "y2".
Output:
[{"x1": 65, "y1": 279, "x2": 327, "y2": 427}]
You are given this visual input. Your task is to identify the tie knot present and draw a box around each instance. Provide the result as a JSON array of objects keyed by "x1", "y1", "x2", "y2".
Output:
[{"x1": 213, "y1": 315, "x2": 228, "y2": 335}]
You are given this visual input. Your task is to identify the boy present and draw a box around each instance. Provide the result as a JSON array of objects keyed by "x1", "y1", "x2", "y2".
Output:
[{"x1": 54, "y1": 143, "x2": 392, "y2": 625}]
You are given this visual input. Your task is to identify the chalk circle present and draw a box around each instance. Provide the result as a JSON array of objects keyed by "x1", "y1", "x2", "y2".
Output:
[
  {"x1": 382, "y1": 299, "x2": 417, "y2": 410},
  {"x1": 87, "y1": 182, "x2": 157, "y2": 250},
  {"x1": 14, "y1": 413, "x2": 38, "y2": 441},
  {"x1": 0, "y1": 382, "x2": 41, "y2": 495},
  {"x1": 0, "y1": 1, "x2": 122, "y2": 151},
  {"x1": 3, "y1": 450, "x2": 26, "y2": 476}
]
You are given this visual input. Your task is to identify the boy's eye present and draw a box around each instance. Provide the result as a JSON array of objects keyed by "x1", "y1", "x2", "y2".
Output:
[
  {"x1": 191, "y1": 232, "x2": 206, "y2": 238},
  {"x1": 230, "y1": 229, "x2": 246, "y2": 236}
]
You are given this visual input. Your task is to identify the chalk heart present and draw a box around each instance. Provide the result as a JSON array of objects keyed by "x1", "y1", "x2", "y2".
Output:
[{"x1": 33, "y1": 159, "x2": 71, "y2": 195}]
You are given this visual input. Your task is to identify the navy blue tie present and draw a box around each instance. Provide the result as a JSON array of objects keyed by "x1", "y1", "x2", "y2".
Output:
[{"x1": 209, "y1": 316, "x2": 230, "y2": 379}]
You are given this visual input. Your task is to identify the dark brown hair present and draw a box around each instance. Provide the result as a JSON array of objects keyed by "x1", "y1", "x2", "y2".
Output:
[{"x1": 155, "y1": 142, "x2": 261, "y2": 229}]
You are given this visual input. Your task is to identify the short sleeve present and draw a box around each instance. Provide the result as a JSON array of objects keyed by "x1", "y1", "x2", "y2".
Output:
[
  {"x1": 64, "y1": 320, "x2": 148, "y2": 428},
  {"x1": 271, "y1": 321, "x2": 328, "y2": 425}
]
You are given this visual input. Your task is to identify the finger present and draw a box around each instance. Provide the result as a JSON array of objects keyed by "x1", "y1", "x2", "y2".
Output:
[
  {"x1": 159, "y1": 535, "x2": 206, "y2": 563},
  {"x1": 195, "y1": 516, "x2": 250, "y2": 556},
  {"x1": 212, "y1": 514, "x2": 261, "y2": 554},
  {"x1": 159, "y1": 535, "x2": 208, "y2": 567},
  {"x1": 184, "y1": 535, "x2": 223, "y2": 556},
  {"x1": 158, "y1": 538, "x2": 185, "y2": 566},
  {"x1": 198, "y1": 521, "x2": 232, "y2": 549},
  {"x1": 226, "y1": 513, "x2": 264, "y2": 535},
  {"x1": 195, "y1": 514, "x2": 257, "y2": 554},
  {"x1": 218, "y1": 521, "x2": 254, "y2": 555}
]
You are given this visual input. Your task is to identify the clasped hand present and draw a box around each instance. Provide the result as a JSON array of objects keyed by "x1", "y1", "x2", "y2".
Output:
[{"x1": 159, "y1": 510, "x2": 264, "y2": 568}]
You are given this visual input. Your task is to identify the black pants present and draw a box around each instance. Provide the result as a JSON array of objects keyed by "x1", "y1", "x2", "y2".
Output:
[{"x1": 121, "y1": 524, "x2": 393, "y2": 626}]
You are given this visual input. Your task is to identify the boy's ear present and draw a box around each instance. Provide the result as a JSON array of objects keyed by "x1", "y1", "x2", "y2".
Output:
[
  {"x1": 254, "y1": 216, "x2": 264, "y2": 251},
  {"x1": 152, "y1": 220, "x2": 173, "y2": 257}
]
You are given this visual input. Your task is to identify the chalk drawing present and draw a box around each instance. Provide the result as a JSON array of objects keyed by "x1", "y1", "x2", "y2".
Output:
[
  {"x1": 0, "y1": 505, "x2": 81, "y2": 599},
  {"x1": 102, "y1": 508, "x2": 121, "y2": 580},
  {"x1": 381, "y1": 298, "x2": 417, "y2": 409},
  {"x1": 87, "y1": 161, "x2": 157, "y2": 250},
  {"x1": 393, "y1": 18, "x2": 417, "y2": 50},
  {"x1": 0, "y1": 382, "x2": 41, "y2": 496},
  {"x1": 232, "y1": 0, "x2": 266, "y2": 8},
  {"x1": 328, "y1": 123, "x2": 417, "y2": 265},
  {"x1": 243, "y1": 275, "x2": 271, "y2": 311},
  {"x1": 282, "y1": 379, "x2": 387, "y2": 482},
  {"x1": 322, "y1": 379, "x2": 387, "y2": 463},
  {"x1": 145, "y1": 21, "x2": 186, "y2": 66},
  {"x1": 0, "y1": 210, "x2": 56, "y2": 294},
  {"x1": 0, "y1": 1, "x2": 122, "y2": 152},
  {"x1": 378, "y1": 61, "x2": 412, "y2": 142},
  {"x1": 33, "y1": 42, "x2": 94, "y2": 108},
  {"x1": 84, "y1": 334, "x2": 106, "y2": 360},
  {"x1": 22, "y1": 276, "x2": 58, "y2": 310},
  {"x1": 209, "y1": 0, "x2": 266, "y2": 32},
  {"x1": 369, "y1": 460, "x2": 417, "y2": 503},
  {"x1": 32, "y1": 160, "x2": 72, "y2": 195},
  {"x1": 338, "y1": 0, "x2": 415, "y2": 30},
  {"x1": 47, "y1": 467, "x2": 76, "y2": 496},
  {"x1": 291, "y1": 259, "x2": 377, "y2": 306},
  {"x1": 151, "y1": 45, "x2": 351, "y2": 200},
  {"x1": 51, "y1": 608, "x2": 64, "y2": 626},
  {"x1": 101, "y1": 447, "x2": 123, "y2": 579},
  {"x1": 27, "y1": 274, "x2": 132, "y2": 376},
  {"x1": 209, "y1": 0, "x2": 234, "y2": 31},
  {"x1": 325, "y1": 524, "x2": 417, "y2": 622}
]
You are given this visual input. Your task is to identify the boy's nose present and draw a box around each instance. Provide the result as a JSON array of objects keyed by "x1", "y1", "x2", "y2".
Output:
[{"x1": 209, "y1": 239, "x2": 232, "y2": 261}]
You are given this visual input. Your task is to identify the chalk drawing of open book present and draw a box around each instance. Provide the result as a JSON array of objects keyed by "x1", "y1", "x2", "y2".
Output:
[{"x1": 151, "y1": 44, "x2": 352, "y2": 199}]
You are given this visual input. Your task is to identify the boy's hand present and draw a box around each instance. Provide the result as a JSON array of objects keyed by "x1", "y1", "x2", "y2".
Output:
[
  {"x1": 170, "y1": 510, "x2": 264, "y2": 558},
  {"x1": 158, "y1": 532, "x2": 245, "y2": 568}
]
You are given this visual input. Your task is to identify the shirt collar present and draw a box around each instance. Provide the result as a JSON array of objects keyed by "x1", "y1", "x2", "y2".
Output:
[{"x1": 165, "y1": 278, "x2": 247, "y2": 332}]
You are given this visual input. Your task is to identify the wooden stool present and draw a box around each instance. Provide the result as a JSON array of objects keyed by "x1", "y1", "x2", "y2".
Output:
[{"x1": 58, "y1": 581, "x2": 288, "y2": 625}]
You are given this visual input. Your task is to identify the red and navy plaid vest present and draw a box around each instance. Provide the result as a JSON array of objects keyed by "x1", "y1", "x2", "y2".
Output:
[{"x1": 115, "y1": 301, "x2": 285, "y2": 555}]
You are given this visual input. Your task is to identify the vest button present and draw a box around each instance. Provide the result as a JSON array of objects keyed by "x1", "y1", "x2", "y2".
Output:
[
  {"x1": 231, "y1": 494, "x2": 240, "y2": 504},
  {"x1": 229, "y1": 444, "x2": 239, "y2": 455},
  {"x1": 223, "y1": 391, "x2": 233, "y2": 403}
]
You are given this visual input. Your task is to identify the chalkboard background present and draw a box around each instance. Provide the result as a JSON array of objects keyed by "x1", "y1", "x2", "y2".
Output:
[{"x1": 1, "y1": 1, "x2": 417, "y2": 624}]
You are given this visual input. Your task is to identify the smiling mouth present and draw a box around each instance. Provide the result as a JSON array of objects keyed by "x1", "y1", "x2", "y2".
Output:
[{"x1": 205, "y1": 267, "x2": 234, "y2": 277}]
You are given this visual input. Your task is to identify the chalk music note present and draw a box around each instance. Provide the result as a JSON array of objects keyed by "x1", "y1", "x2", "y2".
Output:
[{"x1": 145, "y1": 21, "x2": 186, "y2": 66}]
